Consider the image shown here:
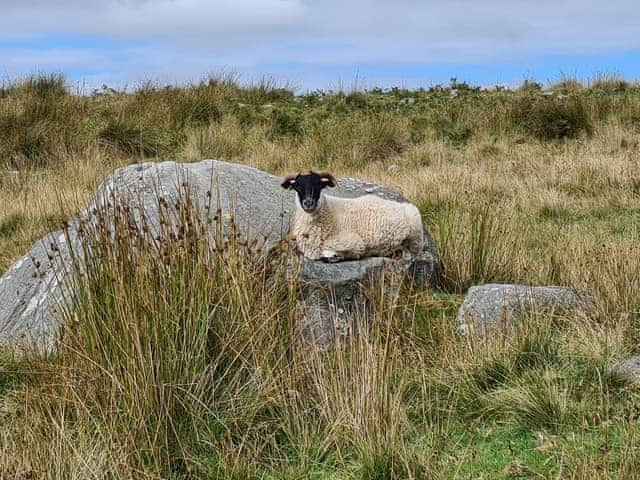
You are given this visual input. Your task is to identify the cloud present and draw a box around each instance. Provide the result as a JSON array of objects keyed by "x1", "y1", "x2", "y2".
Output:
[
  {"x1": 1, "y1": 1, "x2": 304, "y2": 41},
  {"x1": 1, "y1": 0, "x2": 639, "y2": 88}
]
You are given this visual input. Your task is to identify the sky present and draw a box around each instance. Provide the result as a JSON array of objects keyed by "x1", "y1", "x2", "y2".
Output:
[{"x1": 1, "y1": 0, "x2": 639, "y2": 92}]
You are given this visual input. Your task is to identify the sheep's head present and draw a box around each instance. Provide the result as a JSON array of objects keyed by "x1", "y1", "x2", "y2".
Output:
[{"x1": 281, "y1": 171, "x2": 336, "y2": 213}]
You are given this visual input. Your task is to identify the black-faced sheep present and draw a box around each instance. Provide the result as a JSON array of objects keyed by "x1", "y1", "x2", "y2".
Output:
[{"x1": 281, "y1": 171, "x2": 424, "y2": 262}]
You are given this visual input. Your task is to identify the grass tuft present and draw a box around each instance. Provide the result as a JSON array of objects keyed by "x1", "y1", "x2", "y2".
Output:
[
  {"x1": 511, "y1": 93, "x2": 593, "y2": 140},
  {"x1": 0, "y1": 212, "x2": 25, "y2": 239}
]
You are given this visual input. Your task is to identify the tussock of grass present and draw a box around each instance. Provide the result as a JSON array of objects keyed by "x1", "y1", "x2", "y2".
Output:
[
  {"x1": 511, "y1": 93, "x2": 593, "y2": 140},
  {"x1": 548, "y1": 76, "x2": 584, "y2": 94},
  {"x1": 0, "y1": 212, "x2": 25, "y2": 239},
  {"x1": 181, "y1": 115, "x2": 247, "y2": 161},
  {"x1": 589, "y1": 72, "x2": 631, "y2": 93},
  {"x1": 427, "y1": 200, "x2": 527, "y2": 292},
  {"x1": 98, "y1": 120, "x2": 167, "y2": 157}
]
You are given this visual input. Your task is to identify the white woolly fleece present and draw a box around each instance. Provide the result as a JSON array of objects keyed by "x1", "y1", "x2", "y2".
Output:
[{"x1": 291, "y1": 193, "x2": 424, "y2": 261}]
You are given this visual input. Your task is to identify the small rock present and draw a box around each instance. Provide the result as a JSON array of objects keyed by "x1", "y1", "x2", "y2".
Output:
[
  {"x1": 398, "y1": 97, "x2": 416, "y2": 106},
  {"x1": 387, "y1": 164, "x2": 400, "y2": 174},
  {"x1": 609, "y1": 356, "x2": 640, "y2": 381},
  {"x1": 456, "y1": 283, "x2": 594, "y2": 337}
]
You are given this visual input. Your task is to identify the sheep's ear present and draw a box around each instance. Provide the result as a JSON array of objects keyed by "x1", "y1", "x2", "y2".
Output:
[
  {"x1": 281, "y1": 174, "x2": 298, "y2": 190},
  {"x1": 318, "y1": 172, "x2": 337, "y2": 188}
]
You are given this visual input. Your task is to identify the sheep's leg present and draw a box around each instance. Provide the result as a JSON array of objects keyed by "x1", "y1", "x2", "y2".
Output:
[{"x1": 322, "y1": 234, "x2": 366, "y2": 262}]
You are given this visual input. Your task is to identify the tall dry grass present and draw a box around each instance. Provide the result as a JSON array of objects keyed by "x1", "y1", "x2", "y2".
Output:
[{"x1": 1, "y1": 74, "x2": 640, "y2": 478}]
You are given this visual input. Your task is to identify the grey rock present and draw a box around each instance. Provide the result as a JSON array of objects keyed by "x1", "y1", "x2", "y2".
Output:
[
  {"x1": 0, "y1": 159, "x2": 438, "y2": 353},
  {"x1": 609, "y1": 356, "x2": 640, "y2": 381},
  {"x1": 297, "y1": 255, "x2": 421, "y2": 346},
  {"x1": 86, "y1": 159, "x2": 293, "y2": 249},
  {"x1": 397, "y1": 97, "x2": 416, "y2": 106},
  {"x1": 0, "y1": 230, "x2": 74, "y2": 353},
  {"x1": 456, "y1": 283, "x2": 594, "y2": 337}
]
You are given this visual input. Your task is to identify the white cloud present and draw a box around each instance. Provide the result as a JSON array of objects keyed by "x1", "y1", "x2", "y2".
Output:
[{"x1": 1, "y1": 0, "x2": 304, "y2": 40}]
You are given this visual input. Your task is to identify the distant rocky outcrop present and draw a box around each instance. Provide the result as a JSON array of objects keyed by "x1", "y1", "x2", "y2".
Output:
[
  {"x1": 0, "y1": 160, "x2": 438, "y2": 353},
  {"x1": 456, "y1": 283, "x2": 595, "y2": 337}
]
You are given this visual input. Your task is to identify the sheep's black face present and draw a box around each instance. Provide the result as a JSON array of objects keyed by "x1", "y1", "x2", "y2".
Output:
[{"x1": 281, "y1": 171, "x2": 336, "y2": 213}]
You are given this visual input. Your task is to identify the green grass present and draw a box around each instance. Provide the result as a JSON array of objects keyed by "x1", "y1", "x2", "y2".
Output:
[
  {"x1": 0, "y1": 212, "x2": 25, "y2": 239},
  {"x1": 1, "y1": 73, "x2": 640, "y2": 169},
  {"x1": 0, "y1": 352, "x2": 21, "y2": 396}
]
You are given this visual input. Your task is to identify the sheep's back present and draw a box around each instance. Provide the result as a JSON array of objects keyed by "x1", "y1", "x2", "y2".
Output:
[{"x1": 328, "y1": 195, "x2": 418, "y2": 250}]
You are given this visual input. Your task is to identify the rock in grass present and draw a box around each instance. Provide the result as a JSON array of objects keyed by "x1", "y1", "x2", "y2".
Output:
[
  {"x1": 0, "y1": 159, "x2": 438, "y2": 353},
  {"x1": 0, "y1": 230, "x2": 74, "y2": 353},
  {"x1": 609, "y1": 356, "x2": 640, "y2": 381},
  {"x1": 298, "y1": 255, "x2": 421, "y2": 346},
  {"x1": 456, "y1": 283, "x2": 594, "y2": 337}
]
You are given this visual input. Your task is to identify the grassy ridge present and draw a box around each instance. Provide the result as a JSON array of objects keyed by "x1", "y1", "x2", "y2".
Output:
[
  {"x1": 1, "y1": 73, "x2": 639, "y2": 169},
  {"x1": 1, "y1": 74, "x2": 640, "y2": 478}
]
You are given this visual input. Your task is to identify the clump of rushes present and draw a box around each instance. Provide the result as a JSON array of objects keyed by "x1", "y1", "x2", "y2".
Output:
[
  {"x1": 428, "y1": 200, "x2": 527, "y2": 293},
  {"x1": 55, "y1": 184, "x2": 299, "y2": 476},
  {"x1": 0, "y1": 74, "x2": 88, "y2": 168}
]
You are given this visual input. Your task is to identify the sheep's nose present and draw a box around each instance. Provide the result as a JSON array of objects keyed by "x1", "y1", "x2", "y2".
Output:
[{"x1": 302, "y1": 199, "x2": 314, "y2": 209}]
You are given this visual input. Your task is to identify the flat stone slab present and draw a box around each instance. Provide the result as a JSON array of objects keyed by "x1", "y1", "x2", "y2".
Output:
[{"x1": 456, "y1": 283, "x2": 595, "y2": 337}]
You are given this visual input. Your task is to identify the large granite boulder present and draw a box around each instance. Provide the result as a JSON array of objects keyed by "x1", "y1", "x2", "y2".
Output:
[
  {"x1": 0, "y1": 160, "x2": 438, "y2": 353},
  {"x1": 456, "y1": 283, "x2": 594, "y2": 337}
]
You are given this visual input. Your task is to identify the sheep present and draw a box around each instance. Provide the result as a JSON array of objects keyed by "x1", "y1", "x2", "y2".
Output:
[{"x1": 281, "y1": 171, "x2": 424, "y2": 262}]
